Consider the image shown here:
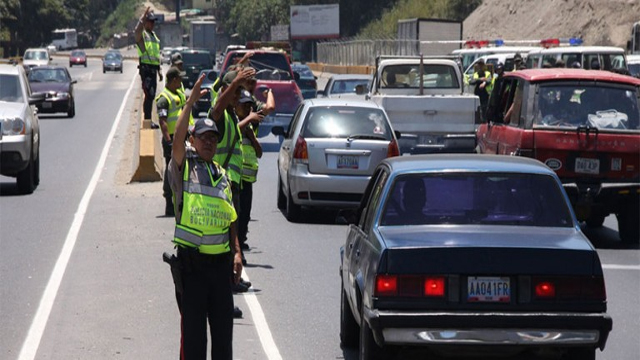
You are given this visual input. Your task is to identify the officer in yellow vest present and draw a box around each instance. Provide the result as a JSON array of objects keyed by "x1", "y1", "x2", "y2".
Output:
[
  {"x1": 470, "y1": 59, "x2": 492, "y2": 121},
  {"x1": 135, "y1": 7, "x2": 162, "y2": 120},
  {"x1": 168, "y1": 74, "x2": 242, "y2": 359},
  {"x1": 156, "y1": 67, "x2": 186, "y2": 216}
]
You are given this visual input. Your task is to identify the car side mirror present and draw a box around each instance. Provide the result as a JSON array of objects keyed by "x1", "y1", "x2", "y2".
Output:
[
  {"x1": 29, "y1": 92, "x2": 46, "y2": 105},
  {"x1": 271, "y1": 126, "x2": 286, "y2": 137},
  {"x1": 71, "y1": 79, "x2": 77, "y2": 84},
  {"x1": 336, "y1": 209, "x2": 358, "y2": 225}
]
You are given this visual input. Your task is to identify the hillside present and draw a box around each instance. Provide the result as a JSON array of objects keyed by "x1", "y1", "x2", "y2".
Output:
[{"x1": 463, "y1": 0, "x2": 640, "y2": 47}]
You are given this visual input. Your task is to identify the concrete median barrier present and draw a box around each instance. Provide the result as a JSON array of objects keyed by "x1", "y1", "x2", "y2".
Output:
[{"x1": 131, "y1": 95, "x2": 163, "y2": 182}]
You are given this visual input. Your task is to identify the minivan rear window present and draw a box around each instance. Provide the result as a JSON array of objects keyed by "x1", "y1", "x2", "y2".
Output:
[{"x1": 302, "y1": 106, "x2": 392, "y2": 140}]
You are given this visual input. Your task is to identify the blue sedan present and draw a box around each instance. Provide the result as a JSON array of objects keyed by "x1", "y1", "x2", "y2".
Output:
[{"x1": 340, "y1": 154, "x2": 611, "y2": 360}]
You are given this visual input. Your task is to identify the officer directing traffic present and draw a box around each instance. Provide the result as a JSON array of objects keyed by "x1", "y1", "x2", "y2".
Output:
[
  {"x1": 135, "y1": 6, "x2": 163, "y2": 120},
  {"x1": 168, "y1": 74, "x2": 243, "y2": 359}
]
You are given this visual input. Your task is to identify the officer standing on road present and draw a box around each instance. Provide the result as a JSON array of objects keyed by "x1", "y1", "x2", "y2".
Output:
[
  {"x1": 470, "y1": 59, "x2": 492, "y2": 120},
  {"x1": 168, "y1": 74, "x2": 243, "y2": 359},
  {"x1": 156, "y1": 67, "x2": 185, "y2": 216},
  {"x1": 135, "y1": 6, "x2": 162, "y2": 120}
]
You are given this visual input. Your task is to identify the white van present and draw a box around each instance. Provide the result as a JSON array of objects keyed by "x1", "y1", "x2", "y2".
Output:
[
  {"x1": 22, "y1": 48, "x2": 51, "y2": 70},
  {"x1": 627, "y1": 54, "x2": 640, "y2": 77},
  {"x1": 452, "y1": 46, "x2": 538, "y2": 71},
  {"x1": 525, "y1": 46, "x2": 627, "y2": 70}
]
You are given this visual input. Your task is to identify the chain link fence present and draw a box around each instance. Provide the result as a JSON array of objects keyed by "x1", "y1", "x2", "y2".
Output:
[{"x1": 317, "y1": 39, "x2": 422, "y2": 66}]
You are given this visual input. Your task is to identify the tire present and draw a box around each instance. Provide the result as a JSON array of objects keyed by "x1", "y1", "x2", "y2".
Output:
[
  {"x1": 586, "y1": 214, "x2": 605, "y2": 228},
  {"x1": 67, "y1": 99, "x2": 75, "y2": 118},
  {"x1": 286, "y1": 186, "x2": 302, "y2": 222},
  {"x1": 84, "y1": 63, "x2": 87, "y2": 67},
  {"x1": 340, "y1": 288, "x2": 359, "y2": 348},
  {"x1": 17, "y1": 150, "x2": 36, "y2": 194},
  {"x1": 103, "y1": 68, "x2": 106, "y2": 73},
  {"x1": 617, "y1": 204, "x2": 640, "y2": 244},
  {"x1": 564, "y1": 347, "x2": 595, "y2": 360},
  {"x1": 359, "y1": 306, "x2": 395, "y2": 360},
  {"x1": 277, "y1": 172, "x2": 286, "y2": 210},
  {"x1": 33, "y1": 152, "x2": 40, "y2": 186}
]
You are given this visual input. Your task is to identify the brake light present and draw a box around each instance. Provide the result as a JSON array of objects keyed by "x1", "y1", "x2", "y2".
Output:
[
  {"x1": 375, "y1": 275, "x2": 397, "y2": 296},
  {"x1": 533, "y1": 276, "x2": 606, "y2": 301},
  {"x1": 387, "y1": 139, "x2": 400, "y2": 158},
  {"x1": 535, "y1": 281, "x2": 556, "y2": 298},
  {"x1": 424, "y1": 277, "x2": 446, "y2": 297},
  {"x1": 292, "y1": 135, "x2": 308, "y2": 163}
]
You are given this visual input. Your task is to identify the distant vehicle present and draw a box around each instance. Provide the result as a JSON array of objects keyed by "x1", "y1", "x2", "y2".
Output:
[
  {"x1": 50, "y1": 28, "x2": 78, "y2": 51},
  {"x1": 462, "y1": 53, "x2": 518, "y2": 93},
  {"x1": 626, "y1": 54, "x2": 640, "y2": 77},
  {"x1": 161, "y1": 48, "x2": 174, "y2": 65},
  {"x1": 46, "y1": 45, "x2": 57, "y2": 54},
  {"x1": 272, "y1": 98, "x2": 400, "y2": 222},
  {"x1": 69, "y1": 50, "x2": 87, "y2": 67},
  {"x1": 318, "y1": 74, "x2": 372, "y2": 98},
  {"x1": 525, "y1": 46, "x2": 627, "y2": 70},
  {"x1": 193, "y1": 69, "x2": 218, "y2": 117},
  {"x1": 180, "y1": 49, "x2": 213, "y2": 89},
  {"x1": 27, "y1": 66, "x2": 77, "y2": 118},
  {"x1": 291, "y1": 63, "x2": 317, "y2": 99},
  {"x1": 22, "y1": 48, "x2": 51, "y2": 70},
  {"x1": 340, "y1": 154, "x2": 612, "y2": 360},
  {"x1": 189, "y1": 21, "x2": 216, "y2": 56},
  {"x1": 0, "y1": 63, "x2": 44, "y2": 194},
  {"x1": 627, "y1": 21, "x2": 640, "y2": 55},
  {"x1": 452, "y1": 45, "x2": 539, "y2": 71},
  {"x1": 479, "y1": 68, "x2": 640, "y2": 243},
  {"x1": 102, "y1": 51, "x2": 123, "y2": 73}
]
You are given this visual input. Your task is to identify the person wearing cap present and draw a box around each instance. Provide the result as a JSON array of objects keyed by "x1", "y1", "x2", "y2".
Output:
[
  {"x1": 156, "y1": 67, "x2": 187, "y2": 216},
  {"x1": 170, "y1": 53, "x2": 186, "y2": 94},
  {"x1": 135, "y1": 6, "x2": 162, "y2": 120},
  {"x1": 168, "y1": 73, "x2": 243, "y2": 359},
  {"x1": 470, "y1": 59, "x2": 492, "y2": 120},
  {"x1": 512, "y1": 53, "x2": 524, "y2": 71}
]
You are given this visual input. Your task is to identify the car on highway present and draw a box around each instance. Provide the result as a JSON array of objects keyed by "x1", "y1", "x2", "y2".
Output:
[
  {"x1": 161, "y1": 47, "x2": 174, "y2": 64},
  {"x1": 339, "y1": 154, "x2": 612, "y2": 360},
  {"x1": 102, "y1": 51, "x2": 123, "y2": 73},
  {"x1": 69, "y1": 50, "x2": 87, "y2": 67},
  {"x1": 22, "y1": 48, "x2": 51, "y2": 71},
  {"x1": 291, "y1": 63, "x2": 317, "y2": 99},
  {"x1": 180, "y1": 49, "x2": 214, "y2": 89},
  {"x1": 318, "y1": 74, "x2": 372, "y2": 98},
  {"x1": 0, "y1": 62, "x2": 44, "y2": 194},
  {"x1": 27, "y1": 66, "x2": 77, "y2": 117},
  {"x1": 193, "y1": 69, "x2": 218, "y2": 117},
  {"x1": 525, "y1": 46, "x2": 627, "y2": 70},
  {"x1": 272, "y1": 98, "x2": 400, "y2": 222}
]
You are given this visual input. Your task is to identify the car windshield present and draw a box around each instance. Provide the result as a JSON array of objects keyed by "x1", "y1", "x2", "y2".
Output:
[
  {"x1": 227, "y1": 52, "x2": 292, "y2": 80},
  {"x1": 535, "y1": 84, "x2": 640, "y2": 130},
  {"x1": 0, "y1": 74, "x2": 23, "y2": 102},
  {"x1": 628, "y1": 63, "x2": 640, "y2": 77},
  {"x1": 331, "y1": 79, "x2": 370, "y2": 94},
  {"x1": 105, "y1": 53, "x2": 121, "y2": 61},
  {"x1": 28, "y1": 68, "x2": 68, "y2": 83},
  {"x1": 182, "y1": 53, "x2": 211, "y2": 67},
  {"x1": 302, "y1": 106, "x2": 392, "y2": 140},
  {"x1": 381, "y1": 64, "x2": 459, "y2": 88},
  {"x1": 293, "y1": 66, "x2": 313, "y2": 78},
  {"x1": 380, "y1": 173, "x2": 573, "y2": 227},
  {"x1": 25, "y1": 51, "x2": 47, "y2": 60},
  {"x1": 71, "y1": 51, "x2": 84, "y2": 57}
]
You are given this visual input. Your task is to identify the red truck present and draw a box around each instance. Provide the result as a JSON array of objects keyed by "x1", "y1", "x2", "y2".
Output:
[
  {"x1": 477, "y1": 69, "x2": 640, "y2": 243},
  {"x1": 220, "y1": 49, "x2": 303, "y2": 138}
]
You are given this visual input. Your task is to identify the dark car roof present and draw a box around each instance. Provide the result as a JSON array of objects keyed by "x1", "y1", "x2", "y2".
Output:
[
  {"x1": 506, "y1": 68, "x2": 640, "y2": 85},
  {"x1": 381, "y1": 154, "x2": 555, "y2": 176}
]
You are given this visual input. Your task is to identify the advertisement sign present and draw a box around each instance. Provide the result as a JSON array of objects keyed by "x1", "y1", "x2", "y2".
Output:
[
  {"x1": 271, "y1": 25, "x2": 290, "y2": 41},
  {"x1": 290, "y1": 4, "x2": 339, "y2": 40}
]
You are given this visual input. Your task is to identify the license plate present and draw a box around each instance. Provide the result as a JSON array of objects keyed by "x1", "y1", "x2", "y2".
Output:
[
  {"x1": 575, "y1": 158, "x2": 599, "y2": 174},
  {"x1": 467, "y1": 276, "x2": 510, "y2": 302},
  {"x1": 42, "y1": 102, "x2": 52, "y2": 109},
  {"x1": 337, "y1": 155, "x2": 359, "y2": 169}
]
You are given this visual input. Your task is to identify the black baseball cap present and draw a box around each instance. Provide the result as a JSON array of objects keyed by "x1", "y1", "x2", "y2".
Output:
[
  {"x1": 191, "y1": 118, "x2": 220, "y2": 138},
  {"x1": 166, "y1": 67, "x2": 184, "y2": 81},
  {"x1": 238, "y1": 89, "x2": 254, "y2": 104},
  {"x1": 146, "y1": 12, "x2": 157, "y2": 21}
]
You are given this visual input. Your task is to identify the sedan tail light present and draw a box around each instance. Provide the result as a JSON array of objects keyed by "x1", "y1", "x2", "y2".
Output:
[
  {"x1": 387, "y1": 139, "x2": 400, "y2": 158},
  {"x1": 532, "y1": 276, "x2": 606, "y2": 301},
  {"x1": 375, "y1": 274, "x2": 446, "y2": 298},
  {"x1": 292, "y1": 135, "x2": 308, "y2": 164}
]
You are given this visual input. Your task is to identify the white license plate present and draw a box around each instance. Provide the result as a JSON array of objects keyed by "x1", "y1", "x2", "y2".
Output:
[
  {"x1": 337, "y1": 155, "x2": 359, "y2": 169},
  {"x1": 575, "y1": 158, "x2": 600, "y2": 174},
  {"x1": 467, "y1": 276, "x2": 510, "y2": 302},
  {"x1": 42, "y1": 102, "x2": 52, "y2": 109}
]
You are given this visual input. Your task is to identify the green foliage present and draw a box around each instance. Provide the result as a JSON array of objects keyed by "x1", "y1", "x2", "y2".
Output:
[
  {"x1": 227, "y1": 0, "x2": 291, "y2": 43},
  {"x1": 96, "y1": 0, "x2": 141, "y2": 47}
]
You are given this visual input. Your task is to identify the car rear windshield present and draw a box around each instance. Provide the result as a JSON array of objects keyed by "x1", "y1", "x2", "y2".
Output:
[
  {"x1": 302, "y1": 106, "x2": 393, "y2": 140},
  {"x1": 380, "y1": 173, "x2": 573, "y2": 227},
  {"x1": 28, "y1": 68, "x2": 69, "y2": 83},
  {"x1": 182, "y1": 53, "x2": 211, "y2": 67},
  {"x1": 71, "y1": 51, "x2": 84, "y2": 56},
  {"x1": 24, "y1": 51, "x2": 47, "y2": 60},
  {"x1": 105, "y1": 53, "x2": 121, "y2": 60},
  {"x1": 331, "y1": 79, "x2": 370, "y2": 94},
  {"x1": 226, "y1": 52, "x2": 292, "y2": 80},
  {"x1": 381, "y1": 64, "x2": 459, "y2": 89},
  {"x1": 0, "y1": 74, "x2": 23, "y2": 102},
  {"x1": 535, "y1": 84, "x2": 640, "y2": 130}
]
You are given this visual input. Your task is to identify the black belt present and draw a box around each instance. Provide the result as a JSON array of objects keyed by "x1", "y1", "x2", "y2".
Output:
[{"x1": 177, "y1": 246, "x2": 231, "y2": 265}]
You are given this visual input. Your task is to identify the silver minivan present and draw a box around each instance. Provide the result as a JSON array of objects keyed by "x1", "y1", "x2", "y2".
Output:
[{"x1": 272, "y1": 99, "x2": 400, "y2": 222}]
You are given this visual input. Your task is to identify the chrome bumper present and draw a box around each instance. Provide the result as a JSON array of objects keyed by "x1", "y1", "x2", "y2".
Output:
[{"x1": 383, "y1": 328, "x2": 599, "y2": 345}]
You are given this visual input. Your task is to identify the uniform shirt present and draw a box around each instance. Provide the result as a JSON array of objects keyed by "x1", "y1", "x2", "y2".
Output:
[{"x1": 156, "y1": 95, "x2": 170, "y2": 118}]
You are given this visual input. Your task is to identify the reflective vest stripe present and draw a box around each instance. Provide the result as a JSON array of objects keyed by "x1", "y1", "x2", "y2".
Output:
[
  {"x1": 137, "y1": 31, "x2": 160, "y2": 65},
  {"x1": 242, "y1": 167, "x2": 258, "y2": 178},
  {"x1": 174, "y1": 226, "x2": 229, "y2": 246},
  {"x1": 213, "y1": 111, "x2": 243, "y2": 184},
  {"x1": 182, "y1": 181, "x2": 230, "y2": 202}
]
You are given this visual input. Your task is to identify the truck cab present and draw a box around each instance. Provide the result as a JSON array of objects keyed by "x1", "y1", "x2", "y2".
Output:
[{"x1": 477, "y1": 69, "x2": 640, "y2": 243}]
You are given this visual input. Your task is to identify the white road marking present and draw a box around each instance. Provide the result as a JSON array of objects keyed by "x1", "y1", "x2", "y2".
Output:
[
  {"x1": 602, "y1": 264, "x2": 640, "y2": 270},
  {"x1": 240, "y1": 269, "x2": 283, "y2": 360},
  {"x1": 17, "y1": 74, "x2": 138, "y2": 360}
]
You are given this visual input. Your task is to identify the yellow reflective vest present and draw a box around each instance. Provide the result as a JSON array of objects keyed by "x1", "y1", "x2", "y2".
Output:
[
  {"x1": 137, "y1": 31, "x2": 160, "y2": 66},
  {"x1": 173, "y1": 153, "x2": 237, "y2": 255},
  {"x1": 155, "y1": 88, "x2": 185, "y2": 135},
  {"x1": 241, "y1": 125, "x2": 259, "y2": 183},
  {"x1": 213, "y1": 110, "x2": 243, "y2": 185}
]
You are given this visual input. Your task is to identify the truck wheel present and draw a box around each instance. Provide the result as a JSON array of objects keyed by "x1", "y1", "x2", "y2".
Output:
[
  {"x1": 564, "y1": 347, "x2": 595, "y2": 360},
  {"x1": 340, "y1": 288, "x2": 358, "y2": 348},
  {"x1": 617, "y1": 205, "x2": 640, "y2": 244},
  {"x1": 359, "y1": 307, "x2": 395, "y2": 360},
  {"x1": 17, "y1": 149, "x2": 36, "y2": 194},
  {"x1": 586, "y1": 214, "x2": 605, "y2": 228}
]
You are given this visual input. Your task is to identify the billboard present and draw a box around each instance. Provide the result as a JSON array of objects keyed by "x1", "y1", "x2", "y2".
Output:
[
  {"x1": 271, "y1": 25, "x2": 290, "y2": 41},
  {"x1": 290, "y1": 4, "x2": 339, "y2": 40}
]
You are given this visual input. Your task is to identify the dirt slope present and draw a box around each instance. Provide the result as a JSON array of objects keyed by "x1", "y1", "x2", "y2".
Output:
[{"x1": 463, "y1": 0, "x2": 640, "y2": 48}]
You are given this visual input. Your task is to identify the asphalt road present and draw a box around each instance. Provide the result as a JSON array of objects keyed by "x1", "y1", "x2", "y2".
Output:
[{"x1": 0, "y1": 55, "x2": 638, "y2": 360}]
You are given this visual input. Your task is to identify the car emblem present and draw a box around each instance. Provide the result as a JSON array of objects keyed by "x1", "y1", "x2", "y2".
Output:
[{"x1": 545, "y1": 158, "x2": 562, "y2": 170}]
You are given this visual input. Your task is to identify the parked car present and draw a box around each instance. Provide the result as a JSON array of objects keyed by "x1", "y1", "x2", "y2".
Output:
[
  {"x1": 102, "y1": 51, "x2": 123, "y2": 73},
  {"x1": 339, "y1": 154, "x2": 612, "y2": 360},
  {"x1": 318, "y1": 74, "x2": 372, "y2": 98},
  {"x1": 22, "y1": 48, "x2": 51, "y2": 71},
  {"x1": 291, "y1": 63, "x2": 317, "y2": 99},
  {"x1": 0, "y1": 63, "x2": 44, "y2": 194},
  {"x1": 478, "y1": 68, "x2": 640, "y2": 243},
  {"x1": 69, "y1": 50, "x2": 87, "y2": 67},
  {"x1": 272, "y1": 98, "x2": 400, "y2": 222},
  {"x1": 180, "y1": 49, "x2": 213, "y2": 89},
  {"x1": 193, "y1": 69, "x2": 218, "y2": 117},
  {"x1": 27, "y1": 66, "x2": 77, "y2": 117}
]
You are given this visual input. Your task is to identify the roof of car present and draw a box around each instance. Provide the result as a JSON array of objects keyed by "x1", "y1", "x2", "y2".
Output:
[
  {"x1": 329, "y1": 74, "x2": 373, "y2": 80},
  {"x1": 0, "y1": 63, "x2": 22, "y2": 75},
  {"x1": 28, "y1": 65, "x2": 68, "y2": 71},
  {"x1": 382, "y1": 154, "x2": 556, "y2": 176},
  {"x1": 504, "y1": 68, "x2": 640, "y2": 85},
  {"x1": 306, "y1": 97, "x2": 383, "y2": 109},
  {"x1": 527, "y1": 46, "x2": 625, "y2": 54}
]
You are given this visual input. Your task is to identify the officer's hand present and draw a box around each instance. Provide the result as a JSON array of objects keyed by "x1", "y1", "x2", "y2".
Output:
[
  {"x1": 233, "y1": 254, "x2": 242, "y2": 284},
  {"x1": 248, "y1": 111, "x2": 264, "y2": 124},
  {"x1": 187, "y1": 73, "x2": 206, "y2": 105},
  {"x1": 236, "y1": 67, "x2": 256, "y2": 84}
]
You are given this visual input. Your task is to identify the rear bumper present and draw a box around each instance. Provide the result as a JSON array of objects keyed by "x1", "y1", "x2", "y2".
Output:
[
  {"x1": 289, "y1": 163, "x2": 369, "y2": 208},
  {"x1": 36, "y1": 98, "x2": 71, "y2": 113},
  {"x1": 400, "y1": 133, "x2": 476, "y2": 154},
  {"x1": 364, "y1": 308, "x2": 612, "y2": 350}
]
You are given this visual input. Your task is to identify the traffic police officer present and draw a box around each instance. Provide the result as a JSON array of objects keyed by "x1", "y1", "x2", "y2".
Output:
[
  {"x1": 135, "y1": 6, "x2": 162, "y2": 120},
  {"x1": 168, "y1": 74, "x2": 242, "y2": 359}
]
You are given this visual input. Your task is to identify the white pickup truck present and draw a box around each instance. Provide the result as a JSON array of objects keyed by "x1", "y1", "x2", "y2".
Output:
[{"x1": 366, "y1": 56, "x2": 480, "y2": 154}]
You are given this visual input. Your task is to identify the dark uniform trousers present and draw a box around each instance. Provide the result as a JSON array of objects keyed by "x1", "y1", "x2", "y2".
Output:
[
  {"x1": 162, "y1": 136, "x2": 174, "y2": 205},
  {"x1": 178, "y1": 247, "x2": 234, "y2": 360},
  {"x1": 238, "y1": 180, "x2": 253, "y2": 244},
  {"x1": 140, "y1": 65, "x2": 158, "y2": 120}
]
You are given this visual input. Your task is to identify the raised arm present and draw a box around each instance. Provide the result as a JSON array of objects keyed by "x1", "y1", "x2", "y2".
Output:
[
  {"x1": 172, "y1": 73, "x2": 206, "y2": 168},
  {"x1": 210, "y1": 67, "x2": 256, "y2": 122},
  {"x1": 135, "y1": 7, "x2": 150, "y2": 52}
]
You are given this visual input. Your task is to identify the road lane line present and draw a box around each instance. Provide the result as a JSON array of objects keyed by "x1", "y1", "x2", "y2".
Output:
[
  {"x1": 602, "y1": 264, "x2": 640, "y2": 270},
  {"x1": 241, "y1": 270, "x2": 283, "y2": 360},
  {"x1": 18, "y1": 74, "x2": 138, "y2": 360}
]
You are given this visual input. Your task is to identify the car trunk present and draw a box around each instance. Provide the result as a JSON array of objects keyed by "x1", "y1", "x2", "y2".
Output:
[{"x1": 306, "y1": 138, "x2": 390, "y2": 176}]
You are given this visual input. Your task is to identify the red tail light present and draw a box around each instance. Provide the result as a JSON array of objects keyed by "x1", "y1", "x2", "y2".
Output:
[
  {"x1": 424, "y1": 277, "x2": 446, "y2": 297},
  {"x1": 375, "y1": 275, "x2": 397, "y2": 296},
  {"x1": 533, "y1": 276, "x2": 606, "y2": 301},
  {"x1": 387, "y1": 139, "x2": 400, "y2": 158},
  {"x1": 535, "y1": 281, "x2": 556, "y2": 298},
  {"x1": 292, "y1": 136, "x2": 308, "y2": 163}
]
